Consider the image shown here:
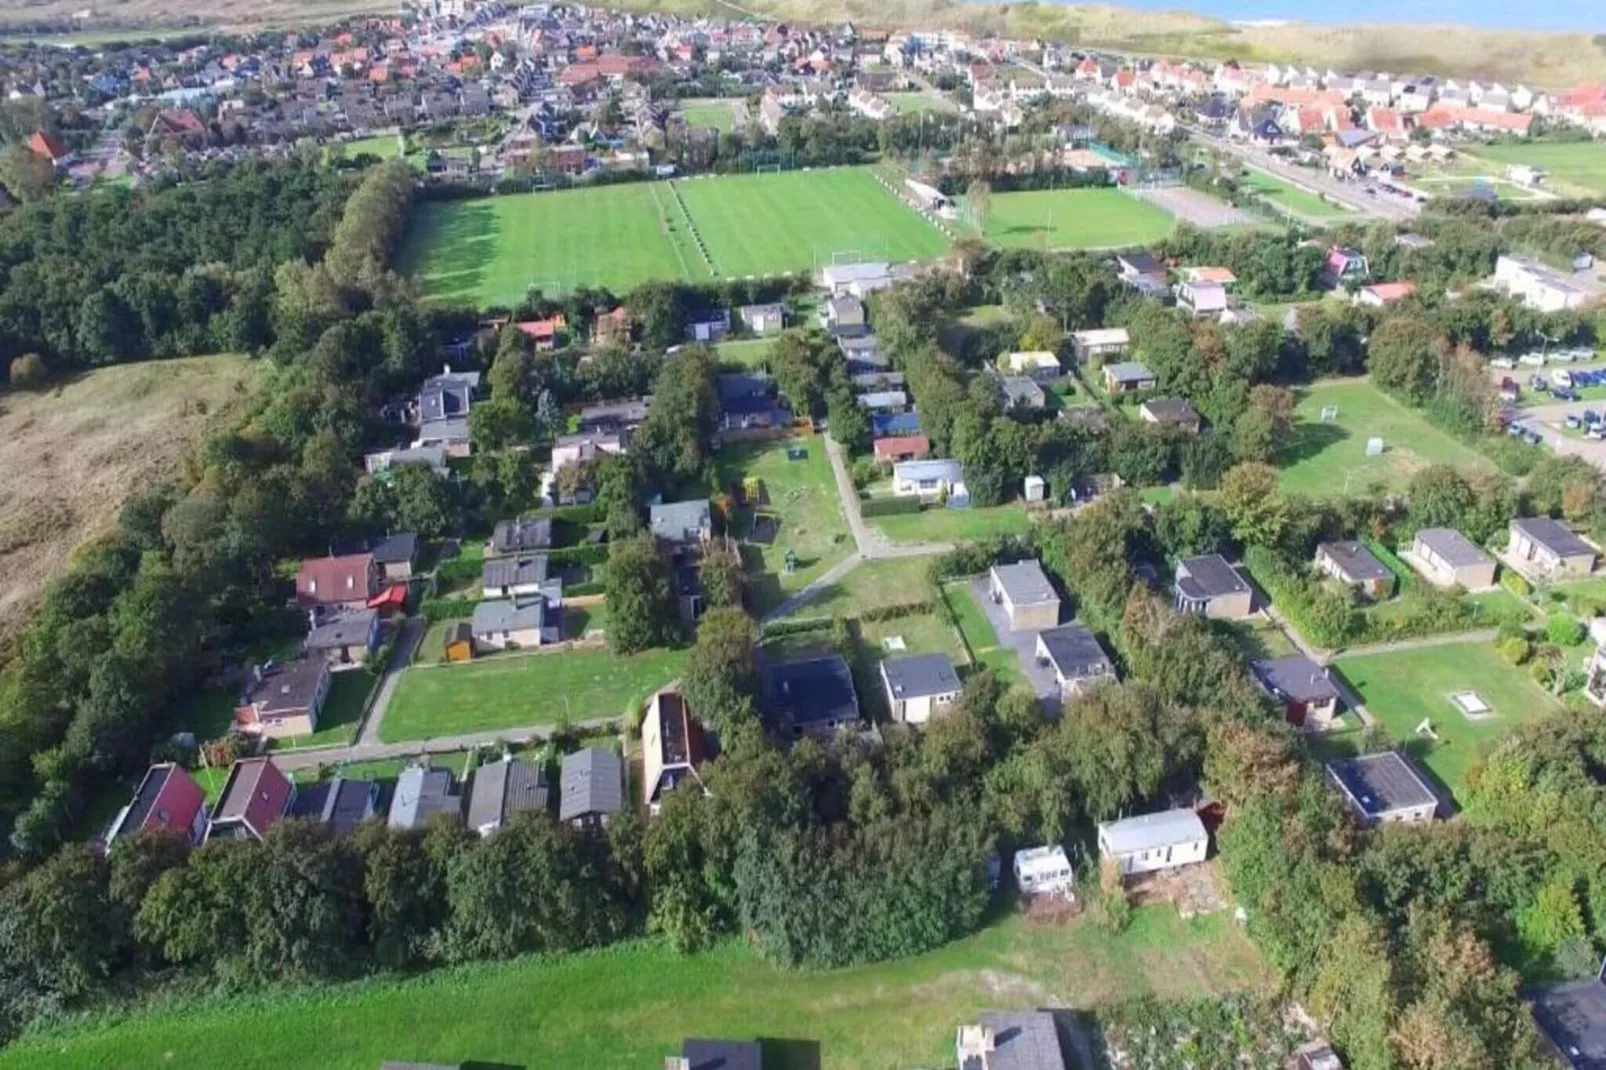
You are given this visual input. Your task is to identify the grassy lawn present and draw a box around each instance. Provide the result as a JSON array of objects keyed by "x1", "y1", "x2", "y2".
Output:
[
  {"x1": 1239, "y1": 170, "x2": 1352, "y2": 218},
  {"x1": 269, "y1": 670, "x2": 374, "y2": 751},
  {"x1": 1218, "y1": 618, "x2": 1300, "y2": 660},
  {"x1": 714, "y1": 438, "x2": 852, "y2": 615},
  {"x1": 870, "y1": 502, "x2": 1034, "y2": 544},
  {"x1": 0, "y1": 908, "x2": 1270, "y2": 1070},
  {"x1": 1411, "y1": 174, "x2": 1547, "y2": 202},
  {"x1": 678, "y1": 99, "x2": 738, "y2": 131},
  {"x1": 982, "y1": 188, "x2": 1174, "y2": 250},
  {"x1": 379, "y1": 646, "x2": 684, "y2": 743},
  {"x1": 336, "y1": 134, "x2": 404, "y2": 160},
  {"x1": 1465, "y1": 140, "x2": 1606, "y2": 197},
  {"x1": 942, "y1": 582, "x2": 1021, "y2": 681},
  {"x1": 1332, "y1": 639, "x2": 1560, "y2": 804},
  {"x1": 674, "y1": 168, "x2": 949, "y2": 278},
  {"x1": 1275, "y1": 379, "x2": 1495, "y2": 497},
  {"x1": 885, "y1": 90, "x2": 956, "y2": 114},
  {"x1": 780, "y1": 556, "x2": 935, "y2": 619},
  {"x1": 715, "y1": 337, "x2": 776, "y2": 367}
]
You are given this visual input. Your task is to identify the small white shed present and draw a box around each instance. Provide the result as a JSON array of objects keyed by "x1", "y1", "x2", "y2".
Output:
[
  {"x1": 1097, "y1": 808, "x2": 1209, "y2": 877},
  {"x1": 1013, "y1": 844, "x2": 1075, "y2": 896}
]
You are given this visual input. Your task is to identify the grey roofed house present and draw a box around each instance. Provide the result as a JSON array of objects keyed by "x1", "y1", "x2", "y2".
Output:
[
  {"x1": 1251, "y1": 654, "x2": 1340, "y2": 705},
  {"x1": 578, "y1": 398, "x2": 649, "y2": 434},
  {"x1": 957, "y1": 1010, "x2": 1067, "y2": 1070},
  {"x1": 414, "y1": 416, "x2": 469, "y2": 447},
  {"x1": 991, "y1": 560, "x2": 1059, "y2": 610},
  {"x1": 1326, "y1": 752, "x2": 1437, "y2": 822},
  {"x1": 470, "y1": 597, "x2": 545, "y2": 637},
  {"x1": 492, "y1": 515, "x2": 553, "y2": 554},
  {"x1": 387, "y1": 765, "x2": 462, "y2": 829},
  {"x1": 762, "y1": 655, "x2": 861, "y2": 735},
  {"x1": 1175, "y1": 553, "x2": 1250, "y2": 600},
  {"x1": 1104, "y1": 360, "x2": 1156, "y2": 385},
  {"x1": 881, "y1": 652, "x2": 961, "y2": 699},
  {"x1": 241, "y1": 657, "x2": 329, "y2": 716},
  {"x1": 558, "y1": 746, "x2": 625, "y2": 823},
  {"x1": 857, "y1": 389, "x2": 908, "y2": 411},
  {"x1": 1097, "y1": 808, "x2": 1207, "y2": 858},
  {"x1": 291, "y1": 776, "x2": 377, "y2": 837},
  {"x1": 681, "y1": 1039, "x2": 763, "y2": 1070},
  {"x1": 999, "y1": 375, "x2": 1046, "y2": 409},
  {"x1": 651, "y1": 499, "x2": 712, "y2": 545},
  {"x1": 370, "y1": 532, "x2": 419, "y2": 569},
  {"x1": 1140, "y1": 397, "x2": 1200, "y2": 429},
  {"x1": 1514, "y1": 516, "x2": 1596, "y2": 558},
  {"x1": 482, "y1": 555, "x2": 549, "y2": 590},
  {"x1": 1317, "y1": 540, "x2": 1392, "y2": 582},
  {"x1": 1414, "y1": 527, "x2": 1491, "y2": 568},
  {"x1": 466, "y1": 757, "x2": 549, "y2": 833},
  {"x1": 418, "y1": 369, "x2": 479, "y2": 423},
  {"x1": 851, "y1": 370, "x2": 906, "y2": 390},
  {"x1": 305, "y1": 609, "x2": 379, "y2": 651},
  {"x1": 839, "y1": 334, "x2": 885, "y2": 368},
  {"x1": 1531, "y1": 973, "x2": 1606, "y2": 1070},
  {"x1": 1036, "y1": 623, "x2": 1113, "y2": 679}
]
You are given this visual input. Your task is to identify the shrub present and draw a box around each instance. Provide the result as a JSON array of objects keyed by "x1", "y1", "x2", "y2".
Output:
[
  {"x1": 8, "y1": 352, "x2": 47, "y2": 388},
  {"x1": 1499, "y1": 636, "x2": 1532, "y2": 665},
  {"x1": 1546, "y1": 612, "x2": 1585, "y2": 647},
  {"x1": 1501, "y1": 570, "x2": 1532, "y2": 597}
]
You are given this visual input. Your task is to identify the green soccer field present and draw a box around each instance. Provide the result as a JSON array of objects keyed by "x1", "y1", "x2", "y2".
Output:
[
  {"x1": 982, "y1": 187, "x2": 1175, "y2": 250},
  {"x1": 399, "y1": 168, "x2": 950, "y2": 305},
  {"x1": 1466, "y1": 140, "x2": 1606, "y2": 196}
]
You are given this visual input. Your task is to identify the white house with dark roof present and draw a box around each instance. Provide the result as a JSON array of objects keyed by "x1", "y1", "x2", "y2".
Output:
[
  {"x1": 1097, "y1": 808, "x2": 1209, "y2": 877},
  {"x1": 1407, "y1": 527, "x2": 1497, "y2": 590},
  {"x1": 988, "y1": 560, "x2": 1061, "y2": 631},
  {"x1": 1034, "y1": 623, "x2": 1115, "y2": 698},
  {"x1": 1315, "y1": 540, "x2": 1395, "y2": 600},
  {"x1": 1508, "y1": 517, "x2": 1598, "y2": 581},
  {"x1": 1173, "y1": 554, "x2": 1253, "y2": 619},
  {"x1": 957, "y1": 1011, "x2": 1068, "y2": 1070},
  {"x1": 880, "y1": 652, "x2": 961, "y2": 725},
  {"x1": 1325, "y1": 752, "x2": 1437, "y2": 826},
  {"x1": 1251, "y1": 654, "x2": 1341, "y2": 729}
]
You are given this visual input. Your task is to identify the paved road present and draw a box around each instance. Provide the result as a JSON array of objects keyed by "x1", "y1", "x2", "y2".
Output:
[
  {"x1": 823, "y1": 435, "x2": 954, "y2": 560},
  {"x1": 271, "y1": 715, "x2": 621, "y2": 773},
  {"x1": 1187, "y1": 125, "x2": 1419, "y2": 223},
  {"x1": 354, "y1": 616, "x2": 425, "y2": 746}
]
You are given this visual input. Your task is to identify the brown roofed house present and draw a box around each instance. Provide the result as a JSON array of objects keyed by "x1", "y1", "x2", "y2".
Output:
[
  {"x1": 206, "y1": 757, "x2": 296, "y2": 842},
  {"x1": 296, "y1": 552, "x2": 380, "y2": 610}
]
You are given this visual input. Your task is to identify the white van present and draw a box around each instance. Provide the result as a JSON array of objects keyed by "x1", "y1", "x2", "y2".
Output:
[{"x1": 1551, "y1": 368, "x2": 1574, "y2": 389}]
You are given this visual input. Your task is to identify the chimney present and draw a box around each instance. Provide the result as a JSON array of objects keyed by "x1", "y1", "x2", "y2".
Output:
[{"x1": 957, "y1": 1024, "x2": 996, "y2": 1063}]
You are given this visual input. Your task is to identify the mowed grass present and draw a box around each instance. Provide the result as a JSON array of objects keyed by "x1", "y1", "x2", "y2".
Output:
[
  {"x1": 1332, "y1": 639, "x2": 1560, "y2": 804},
  {"x1": 0, "y1": 909, "x2": 1271, "y2": 1070},
  {"x1": 679, "y1": 98, "x2": 738, "y2": 131},
  {"x1": 379, "y1": 645, "x2": 684, "y2": 743},
  {"x1": 943, "y1": 582, "x2": 1022, "y2": 681},
  {"x1": 1240, "y1": 170, "x2": 1352, "y2": 219},
  {"x1": 400, "y1": 182, "x2": 696, "y2": 305},
  {"x1": 1275, "y1": 379, "x2": 1494, "y2": 496},
  {"x1": 983, "y1": 187, "x2": 1174, "y2": 250},
  {"x1": 1466, "y1": 140, "x2": 1606, "y2": 197},
  {"x1": 675, "y1": 168, "x2": 949, "y2": 277},
  {"x1": 871, "y1": 502, "x2": 1035, "y2": 544}
]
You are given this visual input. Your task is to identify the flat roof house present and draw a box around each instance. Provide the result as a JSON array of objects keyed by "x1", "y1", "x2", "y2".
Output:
[
  {"x1": 1409, "y1": 527, "x2": 1497, "y2": 590},
  {"x1": 1013, "y1": 844, "x2": 1074, "y2": 897},
  {"x1": 762, "y1": 655, "x2": 861, "y2": 739},
  {"x1": 1002, "y1": 350, "x2": 1063, "y2": 380},
  {"x1": 988, "y1": 560, "x2": 1061, "y2": 631},
  {"x1": 1173, "y1": 554, "x2": 1253, "y2": 620},
  {"x1": 1139, "y1": 397, "x2": 1201, "y2": 433},
  {"x1": 650, "y1": 499, "x2": 713, "y2": 548},
  {"x1": 1251, "y1": 654, "x2": 1341, "y2": 729},
  {"x1": 1097, "y1": 808, "x2": 1209, "y2": 877},
  {"x1": 999, "y1": 376, "x2": 1046, "y2": 411},
  {"x1": 1035, "y1": 623, "x2": 1116, "y2": 699},
  {"x1": 881, "y1": 653, "x2": 962, "y2": 726},
  {"x1": 1070, "y1": 327, "x2": 1130, "y2": 363},
  {"x1": 738, "y1": 302, "x2": 786, "y2": 335},
  {"x1": 1530, "y1": 971, "x2": 1606, "y2": 1070},
  {"x1": 481, "y1": 555, "x2": 553, "y2": 600},
  {"x1": 234, "y1": 657, "x2": 331, "y2": 739},
  {"x1": 559, "y1": 746, "x2": 624, "y2": 830},
  {"x1": 206, "y1": 757, "x2": 295, "y2": 842},
  {"x1": 642, "y1": 688, "x2": 709, "y2": 815},
  {"x1": 1315, "y1": 541, "x2": 1395, "y2": 600},
  {"x1": 1495, "y1": 254, "x2": 1589, "y2": 313},
  {"x1": 470, "y1": 598, "x2": 555, "y2": 651},
  {"x1": 491, "y1": 515, "x2": 554, "y2": 556},
  {"x1": 674, "y1": 1039, "x2": 764, "y2": 1070},
  {"x1": 104, "y1": 763, "x2": 208, "y2": 849},
  {"x1": 291, "y1": 776, "x2": 379, "y2": 837},
  {"x1": 466, "y1": 757, "x2": 550, "y2": 836},
  {"x1": 1509, "y1": 517, "x2": 1598, "y2": 581},
  {"x1": 1102, "y1": 360, "x2": 1157, "y2": 394},
  {"x1": 306, "y1": 608, "x2": 381, "y2": 667},
  {"x1": 387, "y1": 765, "x2": 463, "y2": 830},
  {"x1": 1326, "y1": 752, "x2": 1437, "y2": 826},
  {"x1": 296, "y1": 552, "x2": 380, "y2": 610},
  {"x1": 957, "y1": 1011, "x2": 1067, "y2": 1070}
]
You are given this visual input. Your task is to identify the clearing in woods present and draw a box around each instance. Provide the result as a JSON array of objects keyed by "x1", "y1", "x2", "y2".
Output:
[{"x1": 0, "y1": 355, "x2": 254, "y2": 645}]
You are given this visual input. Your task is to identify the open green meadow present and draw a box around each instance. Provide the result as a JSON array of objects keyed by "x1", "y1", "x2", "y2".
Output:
[
  {"x1": 0, "y1": 909, "x2": 1269, "y2": 1070},
  {"x1": 871, "y1": 501, "x2": 1035, "y2": 544},
  {"x1": 400, "y1": 168, "x2": 948, "y2": 304},
  {"x1": 1240, "y1": 170, "x2": 1352, "y2": 219},
  {"x1": 1275, "y1": 379, "x2": 1494, "y2": 496},
  {"x1": 983, "y1": 187, "x2": 1174, "y2": 250},
  {"x1": 678, "y1": 98, "x2": 740, "y2": 131},
  {"x1": 1466, "y1": 140, "x2": 1606, "y2": 196},
  {"x1": 1331, "y1": 639, "x2": 1560, "y2": 804},
  {"x1": 378, "y1": 645, "x2": 684, "y2": 743},
  {"x1": 885, "y1": 90, "x2": 956, "y2": 114}
]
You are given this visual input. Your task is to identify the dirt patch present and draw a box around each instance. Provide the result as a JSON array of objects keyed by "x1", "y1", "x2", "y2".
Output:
[
  {"x1": 0, "y1": 356, "x2": 253, "y2": 646},
  {"x1": 1127, "y1": 863, "x2": 1227, "y2": 918}
]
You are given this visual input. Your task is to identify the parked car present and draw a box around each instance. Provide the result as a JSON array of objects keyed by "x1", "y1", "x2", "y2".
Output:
[
  {"x1": 1491, "y1": 357, "x2": 1516, "y2": 370},
  {"x1": 1520, "y1": 353, "x2": 1547, "y2": 367},
  {"x1": 1530, "y1": 374, "x2": 1550, "y2": 392},
  {"x1": 1555, "y1": 388, "x2": 1581, "y2": 402},
  {"x1": 1553, "y1": 351, "x2": 1576, "y2": 364},
  {"x1": 1587, "y1": 427, "x2": 1605, "y2": 441},
  {"x1": 1566, "y1": 414, "x2": 1582, "y2": 429}
]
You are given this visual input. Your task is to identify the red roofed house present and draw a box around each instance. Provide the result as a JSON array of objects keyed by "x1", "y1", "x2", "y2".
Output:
[
  {"x1": 597, "y1": 52, "x2": 655, "y2": 79},
  {"x1": 559, "y1": 62, "x2": 602, "y2": 87},
  {"x1": 296, "y1": 553, "x2": 380, "y2": 611},
  {"x1": 516, "y1": 314, "x2": 568, "y2": 351},
  {"x1": 206, "y1": 757, "x2": 296, "y2": 842},
  {"x1": 26, "y1": 130, "x2": 71, "y2": 166},
  {"x1": 874, "y1": 434, "x2": 931, "y2": 463},
  {"x1": 594, "y1": 305, "x2": 632, "y2": 345},
  {"x1": 104, "y1": 763, "x2": 208, "y2": 849},
  {"x1": 1366, "y1": 107, "x2": 1409, "y2": 140},
  {"x1": 148, "y1": 108, "x2": 208, "y2": 147},
  {"x1": 1358, "y1": 281, "x2": 1417, "y2": 308}
]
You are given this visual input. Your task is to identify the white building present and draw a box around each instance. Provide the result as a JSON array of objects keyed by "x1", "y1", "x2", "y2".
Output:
[
  {"x1": 1013, "y1": 844, "x2": 1074, "y2": 896},
  {"x1": 1097, "y1": 808, "x2": 1209, "y2": 877},
  {"x1": 1493, "y1": 255, "x2": 1589, "y2": 313}
]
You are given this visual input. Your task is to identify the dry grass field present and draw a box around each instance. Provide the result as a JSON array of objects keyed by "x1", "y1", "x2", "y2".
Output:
[{"x1": 0, "y1": 356, "x2": 253, "y2": 642}]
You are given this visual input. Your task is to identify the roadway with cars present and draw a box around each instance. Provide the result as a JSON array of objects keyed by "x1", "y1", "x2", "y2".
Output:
[{"x1": 1490, "y1": 349, "x2": 1606, "y2": 472}]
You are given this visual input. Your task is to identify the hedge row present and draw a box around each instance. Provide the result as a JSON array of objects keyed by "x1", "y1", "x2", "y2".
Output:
[
  {"x1": 762, "y1": 617, "x2": 835, "y2": 639},
  {"x1": 860, "y1": 496, "x2": 923, "y2": 518},
  {"x1": 420, "y1": 596, "x2": 482, "y2": 624}
]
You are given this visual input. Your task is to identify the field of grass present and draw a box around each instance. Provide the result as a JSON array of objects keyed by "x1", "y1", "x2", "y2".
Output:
[
  {"x1": 0, "y1": 356, "x2": 253, "y2": 645},
  {"x1": 674, "y1": 168, "x2": 949, "y2": 278},
  {"x1": 942, "y1": 581, "x2": 1022, "y2": 680},
  {"x1": 715, "y1": 337, "x2": 777, "y2": 367},
  {"x1": 379, "y1": 645, "x2": 684, "y2": 743},
  {"x1": 1412, "y1": 174, "x2": 1547, "y2": 202},
  {"x1": 1240, "y1": 170, "x2": 1352, "y2": 219},
  {"x1": 982, "y1": 188, "x2": 1174, "y2": 250},
  {"x1": 1332, "y1": 639, "x2": 1560, "y2": 804},
  {"x1": 1275, "y1": 379, "x2": 1495, "y2": 496},
  {"x1": 870, "y1": 502, "x2": 1034, "y2": 544},
  {"x1": 399, "y1": 182, "x2": 697, "y2": 305},
  {"x1": 714, "y1": 437, "x2": 852, "y2": 614},
  {"x1": 885, "y1": 90, "x2": 956, "y2": 114},
  {"x1": 335, "y1": 134, "x2": 404, "y2": 160},
  {"x1": 1466, "y1": 140, "x2": 1606, "y2": 197},
  {"x1": 0, "y1": 906, "x2": 1269, "y2": 1070},
  {"x1": 678, "y1": 98, "x2": 739, "y2": 131}
]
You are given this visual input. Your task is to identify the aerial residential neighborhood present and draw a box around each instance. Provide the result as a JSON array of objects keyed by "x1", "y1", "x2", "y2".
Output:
[{"x1": 0, "y1": 0, "x2": 1602, "y2": 1066}]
